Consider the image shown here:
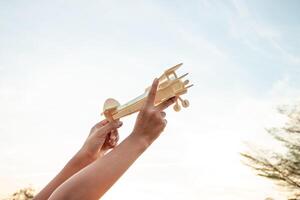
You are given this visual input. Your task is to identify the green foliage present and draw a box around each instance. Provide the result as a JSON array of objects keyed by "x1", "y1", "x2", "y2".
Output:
[
  {"x1": 241, "y1": 103, "x2": 300, "y2": 199},
  {"x1": 3, "y1": 187, "x2": 35, "y2": 200}
]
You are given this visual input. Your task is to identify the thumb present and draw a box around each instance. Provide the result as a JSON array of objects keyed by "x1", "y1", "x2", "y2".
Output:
[{"x1": 97, "y1": 120, "x2": 123, "y2": 136}]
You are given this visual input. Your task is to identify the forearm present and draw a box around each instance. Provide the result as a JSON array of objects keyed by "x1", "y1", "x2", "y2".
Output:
[
  {"x1": 48, "y1": 134, "x2": 150, "y2": 200},
  {"x1": 34, "y1": 151, "x2": 94, "y2": 200}
]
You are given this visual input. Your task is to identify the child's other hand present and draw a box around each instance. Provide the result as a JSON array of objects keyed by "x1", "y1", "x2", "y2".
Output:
[{"x1": 80, "y1": 119, "x2": 123, "y2": 161}]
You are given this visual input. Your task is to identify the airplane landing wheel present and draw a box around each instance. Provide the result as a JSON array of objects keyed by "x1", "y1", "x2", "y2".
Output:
[
  {"x1": 182, "y1": 99, "x2": 190, "y2": 108},
  {"x1": 173, "y1": 103, "x2": 181, "y2": 112}
]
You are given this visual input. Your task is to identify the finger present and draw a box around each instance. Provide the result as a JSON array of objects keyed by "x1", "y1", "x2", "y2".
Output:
[
  {"x1": 109, "y1": 131, "x2": 119, "y2": 147},
  {"x1": 156, "y1": 97, "x2": 176, "y2": 111},
  {"x1": 95, "y1": 119, "x2": 109, "y2": 129},
  {"x1": 109, "y1": 138, "x2": 117, "y2": 147},
  {"x1": 100, "y1": 119, "x2": 109, "y2": 125},
  {"x1": 107, "y1": 119, "x2": 120, "y2": 134},
  {"x1": 97, "y1": 120, "x2": 123, "y2": 135},
  {"x1": 89, "y1": 119, "x2": 109, "y2": 137},
  {"x1": 145, "y1": 78, "x2": 159, "y2": 107},
  {"x1": 108, "y1": 137, "x2": 114, "y2": 147},
  {"x1": 112, "y1": 140, "x2": 117, "y2": 147},
  {"x1": 110, "y1": 129, "x2": 118, "y2": 140},
  {"x1": 160, "y1": 111, "x2": 166, "y2": 118}
]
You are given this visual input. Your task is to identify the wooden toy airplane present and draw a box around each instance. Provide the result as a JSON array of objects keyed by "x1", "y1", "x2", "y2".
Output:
[{"x1": 102, "y1": 63, "x2": 193, "y2": 121}]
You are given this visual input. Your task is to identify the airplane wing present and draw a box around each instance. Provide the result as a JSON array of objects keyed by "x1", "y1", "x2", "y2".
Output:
[{"x1": 158, "y1": 63, "x2": 183, "y2": 81}]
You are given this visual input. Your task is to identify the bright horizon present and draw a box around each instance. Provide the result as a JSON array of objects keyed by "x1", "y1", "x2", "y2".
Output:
[{"x1": 1, "y1": 0, "x2": 300, "y2": 199}]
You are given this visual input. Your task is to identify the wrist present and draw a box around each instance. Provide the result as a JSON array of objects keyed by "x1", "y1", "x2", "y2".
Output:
[
  {"x1": 129, "y1": 131, "x2": 153, "y2": 150},
  {"x1": 72, "y1": 149, "x2": 96, "y2": 167}
]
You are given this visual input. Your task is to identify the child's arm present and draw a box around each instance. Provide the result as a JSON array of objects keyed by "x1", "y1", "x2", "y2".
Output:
[
  {"x1": 48, "y1": 79, "x2": 175, "y2": 200},
  {"x1": 33, "y1": 120, "x2": 122, "y2": 200}
]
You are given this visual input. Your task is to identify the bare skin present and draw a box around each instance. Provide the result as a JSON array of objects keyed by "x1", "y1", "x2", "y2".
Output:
[
  {"x1": 48, "y1": 78, "x2": 175, "y2": 200},
  {"x1": 33, "y1": 120, "x2": 122, "y2": 200},
  {"x1": 35, "y1": 79, "x2": 175, "y2": 200}
]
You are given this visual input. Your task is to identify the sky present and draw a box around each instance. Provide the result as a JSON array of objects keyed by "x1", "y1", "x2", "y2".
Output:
[{"x1": 0, "y1": 0, "x2": 300, "y2": 199}]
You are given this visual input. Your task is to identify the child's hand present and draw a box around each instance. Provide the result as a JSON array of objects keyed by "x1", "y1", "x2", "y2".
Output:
[
  {"x1": 80, "y1": 119, "x2": 123, "y2": 161},
  {"x1": 131, "y1": 78, "x2": 176, "y2": 146}
]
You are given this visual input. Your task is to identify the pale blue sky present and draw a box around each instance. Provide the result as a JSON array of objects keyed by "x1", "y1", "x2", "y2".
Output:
[
  {"x1": 1, "y1": 0, "x2": 300, "y2": 92},
  {"x1": 0, "y1": 0, "x2": 300, "y2": 199}
]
